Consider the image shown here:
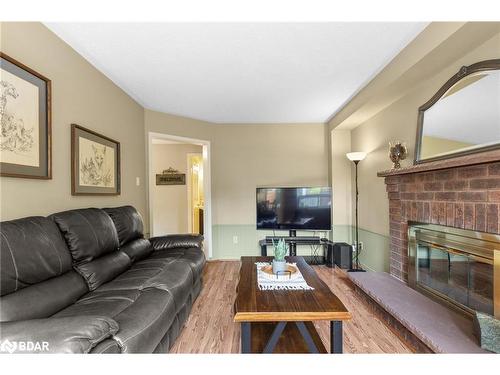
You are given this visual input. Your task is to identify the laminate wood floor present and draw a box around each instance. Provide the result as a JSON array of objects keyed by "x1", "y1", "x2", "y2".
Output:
[{"x1": 169, "y1": 261, "x2": 413, "y2": 353}]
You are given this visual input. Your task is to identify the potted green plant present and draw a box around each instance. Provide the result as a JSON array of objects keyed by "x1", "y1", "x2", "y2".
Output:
[{"x1": 272, "y1": 238, "x2": 288, "y2": 274}]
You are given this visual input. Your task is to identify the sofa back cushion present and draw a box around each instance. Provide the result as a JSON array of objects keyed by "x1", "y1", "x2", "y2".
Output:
[
  {"x1": 120, "y1": 238, "x2": 153, "y2": 262},
  {"x1": 0, "y1": 217, "x2": 88, "y2": 321},
  {"x1": 103, "y1": 206, "x2": 144, "y2": 247},
  {"x1": 51, "y1": 208, "x2": 119, "y2": 263},
  {"x1": 51, "y1": 208, "x2": 130, "y2": 291},
  {"x1": 76, "y1": 251, "x2": 131, "y2": 291},
  {"x1": 0, "y1": 217, "x2": 73, "y2": 296}
]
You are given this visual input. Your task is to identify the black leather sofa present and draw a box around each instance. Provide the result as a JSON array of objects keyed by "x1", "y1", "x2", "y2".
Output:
[{"x1": 0, "y1": 206, "x2": 205, "y2": 353}]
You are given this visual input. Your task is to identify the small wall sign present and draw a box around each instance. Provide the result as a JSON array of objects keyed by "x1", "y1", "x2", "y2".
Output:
[{"x1": 156, "y1": 167, "x2": 186, "y2": 185}]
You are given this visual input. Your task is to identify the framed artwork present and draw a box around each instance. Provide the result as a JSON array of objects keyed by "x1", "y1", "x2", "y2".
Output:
[
  {"x1": 71, "y1": 124, "x2": 120, "y2": 195},
  {"x1": 0, "y1": 52, "x2": 52, "y2": 179}
]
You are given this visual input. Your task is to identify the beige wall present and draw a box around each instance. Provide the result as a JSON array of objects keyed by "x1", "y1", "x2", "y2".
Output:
[
  {"x1": 212, "y1": 123, "x2": 330, "y2": 225},
  {"x1": 152, "y1": 143, "x2": 202, "y2": 236},
  {"x1": 145, "y1": 110, "x2": 215, "y2": 141},
  {"x1": 145, "y1": 109, "x2": 329, "y2": 229},
  {"x1": 349, "y1": 30, "x2": 500, "y2": 237},
  {"x1": 0, "y1": 22, "x2": 147, "y2": 224},
  {"x1": 330, "y1": 129, "x2": 352, "y2": 227}
]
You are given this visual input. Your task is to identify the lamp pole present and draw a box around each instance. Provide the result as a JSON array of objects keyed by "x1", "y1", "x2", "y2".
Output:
[
  {"x1": 354, "y1": 160, "x2": 360, "y2": 270},
  {"x1": 345, "y1": 151, "x2": 366, "y2": 273}
]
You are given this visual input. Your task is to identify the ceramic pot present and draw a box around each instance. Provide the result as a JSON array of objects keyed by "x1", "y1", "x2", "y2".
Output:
[{"x1": 272, "y1": 259, "x2": 287, "y2": 274}]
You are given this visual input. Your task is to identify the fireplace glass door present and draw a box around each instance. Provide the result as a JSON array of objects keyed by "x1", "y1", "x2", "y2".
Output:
[{"x1": 415, "y1": 241, "x2": 494, "y2": 316}]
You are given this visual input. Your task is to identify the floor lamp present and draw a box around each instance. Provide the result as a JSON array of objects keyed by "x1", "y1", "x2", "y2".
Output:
[{"x1": 346, "y1": 152, "x2": 367, "y2": 272}]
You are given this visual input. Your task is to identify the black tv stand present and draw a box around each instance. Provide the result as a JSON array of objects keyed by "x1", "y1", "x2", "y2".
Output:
[
  {"x1": 263, "y1": 230, "x2": 302, "y2": 256},
  {"x1": 259, "y1": 234, "x2": 331, "y2": 265}
]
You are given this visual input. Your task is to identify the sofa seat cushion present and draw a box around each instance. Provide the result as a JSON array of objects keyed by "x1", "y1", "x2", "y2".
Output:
[
  {"x1": 112, "y1": 288, "x2": 176, "y2": 353},
  {"x1": 148, "y1": 248, "x2": 205, "y2": 281},
  {"x1": 140, "y1": 262, "x2": 193, "y2": 311},
  {"x1": 52, "y1": 287, "x2": 177, "y2": 353},
  {"x1": 94, "y1": 260, "x2": 193, "y2": 312},
  {"x1": 94, "y1": 267, "x2": 161, "y2": 292},
  {"x1": 53, "y1": 290, "x2": 141, "y2": 319}
]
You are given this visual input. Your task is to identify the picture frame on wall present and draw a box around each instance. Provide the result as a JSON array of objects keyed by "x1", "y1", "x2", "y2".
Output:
[
  {"x1": 0, "y1": 52, "x2": 52, "y2": 179},
  {"x1": 71, "y1": 124, "x2": 120, "y2": 195}
]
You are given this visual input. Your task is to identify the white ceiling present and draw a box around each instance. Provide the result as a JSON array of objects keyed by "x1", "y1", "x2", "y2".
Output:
[{"x1": 46, "y1": 22, "x2": 427, "y2": 124}]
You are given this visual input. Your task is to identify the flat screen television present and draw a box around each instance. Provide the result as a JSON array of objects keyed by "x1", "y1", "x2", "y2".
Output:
[{"x1": 256, "y1": 187, "x2": 332, "y2": 231}]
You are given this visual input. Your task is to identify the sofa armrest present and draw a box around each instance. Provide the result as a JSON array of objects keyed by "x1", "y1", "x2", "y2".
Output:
[
  {"x1": 0, "y1": 316, "x2": 119, "y2": 354},
  {"x1": 149, "y1": 234, "x2": 204, "y2": 251}
]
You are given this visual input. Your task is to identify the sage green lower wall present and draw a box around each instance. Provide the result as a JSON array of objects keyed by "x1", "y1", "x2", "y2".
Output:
[
  {"x1": 329, "y1": 225, "x2": 390, "y2": 272},
  {"x1": 211, "y1": 224, "x2": 390, "y2": 272},
  {"x1": 212, "y1": 225, "x2": 333, "y2": 259},
  {"x1": 356, "y1": 227, "x2": 390, "y2": 272}
]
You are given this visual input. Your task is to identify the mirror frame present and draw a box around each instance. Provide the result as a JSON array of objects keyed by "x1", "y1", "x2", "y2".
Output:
[{"x1": 414, "y1": 59, "x2": 500, "y2": 164}]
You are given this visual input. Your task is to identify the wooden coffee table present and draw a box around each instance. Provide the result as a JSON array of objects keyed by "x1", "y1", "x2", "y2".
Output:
[{"x1": 234, "y1": 256, "x2": 351, "y2": 353}]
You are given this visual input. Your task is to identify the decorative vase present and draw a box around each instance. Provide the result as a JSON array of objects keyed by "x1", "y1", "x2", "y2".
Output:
[
  {"x1": 272, "y1": 259, "x2": 287, "y2": 274},
  {"x1": 389, "y1": 141, "x2": 408, "y2": 169}
]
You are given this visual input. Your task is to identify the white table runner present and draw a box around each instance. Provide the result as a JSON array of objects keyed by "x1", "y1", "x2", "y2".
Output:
[{"x1": 255, "y1": 262, "x2": 314, "y2": 291}]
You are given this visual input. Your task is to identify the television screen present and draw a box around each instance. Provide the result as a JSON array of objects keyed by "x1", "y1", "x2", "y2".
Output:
[{"x1": 256, "y1": 187, "x2": 332, "y2": 231}]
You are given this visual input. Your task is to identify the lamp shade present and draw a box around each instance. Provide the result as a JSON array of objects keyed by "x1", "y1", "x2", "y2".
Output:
[{"x1": 346, "y1": 152, "x2": 367, "y2": 162}]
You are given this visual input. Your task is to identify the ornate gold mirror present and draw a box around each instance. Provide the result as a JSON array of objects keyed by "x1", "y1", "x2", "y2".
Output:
[{"x1": 415, "y1": 59, "x2": 500, "y2": 163}]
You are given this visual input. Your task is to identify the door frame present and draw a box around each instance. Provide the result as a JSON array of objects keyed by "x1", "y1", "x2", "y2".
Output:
[
  {"x1": 147, "y1": 131, "x2": 213, "y2": 259},
  {"x1": 186, "y1": 152, "x2": 203, "y2": 233}
]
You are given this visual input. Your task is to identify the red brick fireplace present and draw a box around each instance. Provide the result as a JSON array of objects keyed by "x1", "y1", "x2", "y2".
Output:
[{"x1": 378, "y1": 150, "x2": 500, "y2": 282}]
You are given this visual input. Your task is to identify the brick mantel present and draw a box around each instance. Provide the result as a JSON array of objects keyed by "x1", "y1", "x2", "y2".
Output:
[
  {"x1": 381, "y1": 160, "x2": 500, "y2": 282},
  {"x1": 378, "y1": 149, "x2": 500, "y2": 178}
]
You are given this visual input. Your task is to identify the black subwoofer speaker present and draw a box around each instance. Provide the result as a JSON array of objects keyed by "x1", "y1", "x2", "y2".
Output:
[{"x1": 326, "y1": 242, "x2": 353, "y2": 269}]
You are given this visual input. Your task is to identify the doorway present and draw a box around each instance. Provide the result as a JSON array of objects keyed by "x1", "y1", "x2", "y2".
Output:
[
  {"x1": 148, "y1": 132, "x2": 212, "y2": 259},
  {"x1": 187, "y1": 153, "x2": 204, "y2": 235}
]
